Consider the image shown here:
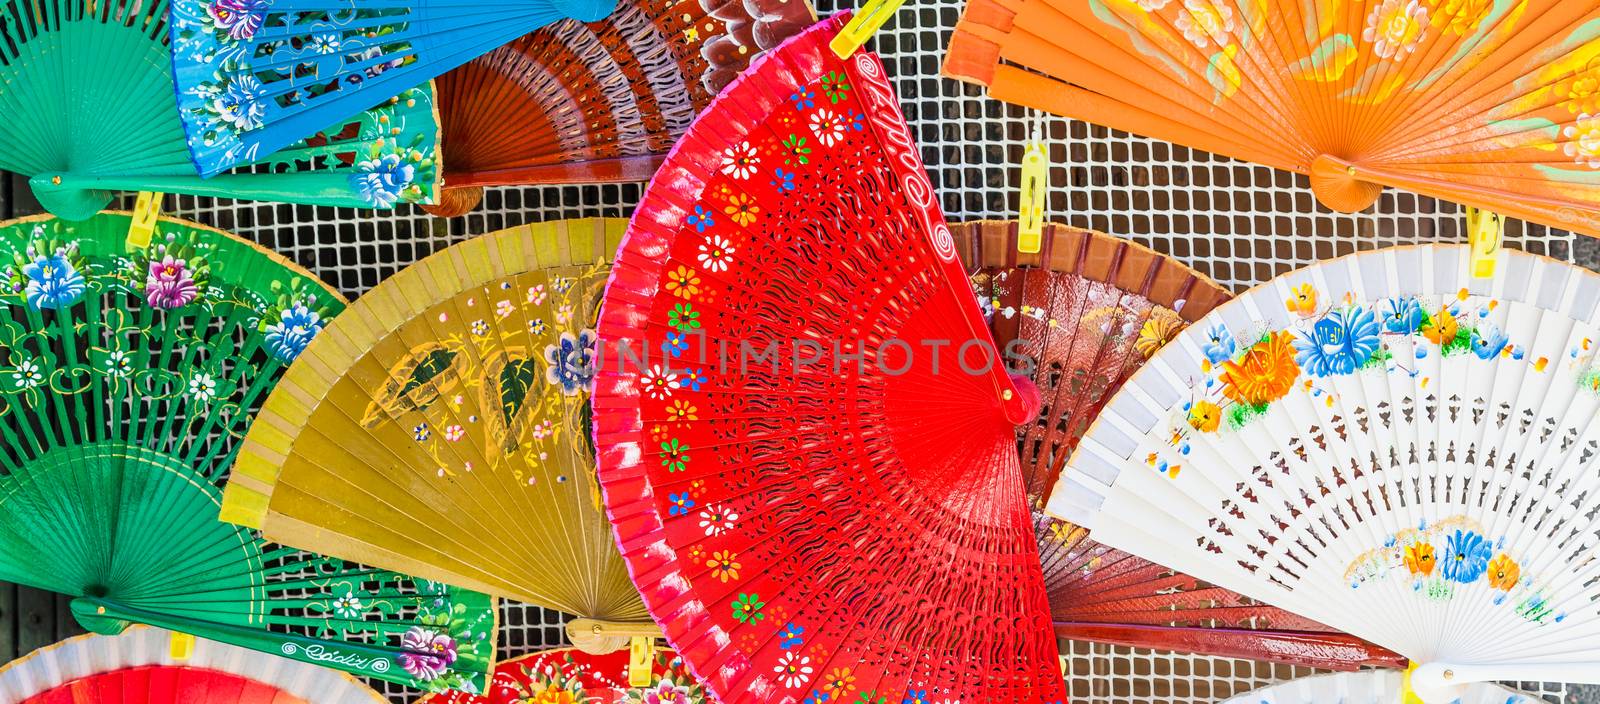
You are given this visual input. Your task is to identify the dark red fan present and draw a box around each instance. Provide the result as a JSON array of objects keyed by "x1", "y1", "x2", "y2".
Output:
[
  {"x1": 957, "y1": 221, "x2": 1402, "y2": 670},
  {"x1": 430, "y1": 0, "x2": 817, "y2": 215},
  {"x1": 593, "y1": 14, "x2": 1066, "y2": 704}
]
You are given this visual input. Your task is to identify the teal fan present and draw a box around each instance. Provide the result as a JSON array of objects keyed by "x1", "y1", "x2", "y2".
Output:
[
  {"x1": 0, "y1": 0, "x2": 441, "y2": 220},
  {"x1": 0, "y1": 212, "x2": 496, "y2": 695}
]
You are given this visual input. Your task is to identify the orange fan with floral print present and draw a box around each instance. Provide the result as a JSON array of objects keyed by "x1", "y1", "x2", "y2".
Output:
[{"x1": 944, "y1": 1, "x2": 1600, "y2": 236}]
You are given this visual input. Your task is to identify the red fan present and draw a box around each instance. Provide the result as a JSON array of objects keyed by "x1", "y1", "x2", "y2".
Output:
[
  {"x1": 958, "y1": 221, "x2": 1402, "y2": 669},
  {"x1": 20, "y1": 667, "x2": 307, "y2": 704},
  {"x1": 593, "y1": 14, "x2": 1066, "y2": 704},
  {"x1": 430, "y1": 0, "x2": 817, "y2": 215},
  {"x1": 414, "y1": 648, "x2": 708, "y2": 704}
]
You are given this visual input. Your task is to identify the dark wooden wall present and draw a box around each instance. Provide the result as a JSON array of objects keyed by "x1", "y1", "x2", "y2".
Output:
[{"x1": 0, "y1": 171, "x2": 88, "y2": 663}]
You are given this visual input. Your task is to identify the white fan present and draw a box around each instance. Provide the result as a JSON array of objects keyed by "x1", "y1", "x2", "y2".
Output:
[
  {"x1": 1219, "y1": 671, "x2": 1537, "y2": 704},
  {"x1": 0, "y1": 627, "x2": 385, "y2": 703},
  {"x1": 1049, "y1": 244, "x2": 1600, "y2": 701}
]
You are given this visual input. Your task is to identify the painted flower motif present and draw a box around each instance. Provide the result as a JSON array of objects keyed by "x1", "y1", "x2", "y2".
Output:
[
  {"x1": 396, "y1": 627, "x2": 458, "y2": 681},
  {"x1": 1438, "y1": 0, "x2": 1491, "y2": 35},
  {"x1": 470, "y1": 320, "x2": 488, "y2": 336},
  {"x1": 1135, "y1": 315, "x2": 1182, "y2": 357},
  {"x1": 668, "y1": 492, "x2": 695, "y2": 516},
  {"x1": 809, "y1": 109, "x2": 848, "y2": 146},
  {"x1": 1202, "y1": 323, "x2": 1236, "y2": 365},
  {"x1": 721, "y1": 141, "x2": 760, "y2": 180},
  {"x1": 666, "y1": 400, "x2": 698, "y2": 421},
  {"x1": 661, "y1": 332, "x2": 688, "y2": 358},
  {"x1": 207, "y1": 0, "x2": 267, "y2": 40},
  {"x1": 309, "y1": 32, "x2": 343, "y2": 53},
  {"x1": 145, "y1": 256, "x2": 199, "y2": 309},
  {"x1": 210, "y1": 75, "x2": 267, "y2": 131},
  {"x1": 706, "y1": 550, "x2": 741, "y2": 582},
  {"x1": 790, "y1": 88, "x2": 815, "y2": 111},
  {"x1": 445, "y1": 424, "x2": 465, "y2": 442},
  {"x1": 1363, "y1": 0, "x2": 1429, "y2": 59},
  {"x1": 641, "y1": 364, "x2": 680, "y2": 399},
  {"x1": 1563, "y1": 113, "x2": 1600, "y2": 169},
  {"x1": 11, "y1": 360, "x2": 41, "y2": 389},
  {"x1": 643, "y1": 678, "x2": 692, "y2": 704},
  {"x1": 1487, "y1": 553, "x2": 1520, "y2": 591},
  {"x1": 1174, "y1": 0, "x2": 1234, "y2": 49},
  {"x1": 1285, "y1": 283, "x2": 1317, "y2": 316},
  {"x1": 412, "y1": 423, "x2": 429, "y2": 441},
  {"x1": 1220, "y1": 332, "x2": 1300, "y2": 406},
  {"x1": 1186, "y1": 400, "x2": 1222, "y2": 432},
  {"x1": 660, "y1": 438, "x2": 690, "y2": 472},
  {"x1": 1293, "y1": 307, "x2": 1381, "y2": 376},
  {"x1": 782, "y1": 134, "x2": 812, "y2": 165},
  {"x1": 527, "y1": 284, "x2": 548, "y2": 305},
  {"x1": 699, "y1": 503, "x2": 738, "y2": 535},
  {"x1": 556, "y1": 304, "x2": 574, "y2": 324},
  {"x1": 534, "y1": 686, "x2": 576, "y2": 704},
  {"x1": 1134, "y1": 0, "x2": 1170, "y2": 8},
  {"x1": 821, "y1": 71, "x2": 851, "y2": 103},
  {"x1": 1422, "y1": 307, "x2": 1459, "y2": 346},
  {"x1": 495, "y1": 299, "x2": 513, "y2": 318},
  {"x1": 902, "y1": 691, "x2": 928, "y2": 704},
  {"x1": 666, "y1": 266, "x2": 701, "y2": 300},
  {"x1": 688, "y1": 205, "x2": 715, "y2": 233},
  {"x1": 771, "y1": 168, "x2": 796, "y2": 192},
  {"x1": 188, "y1": 372, "x2": 217, "y2": 401},
  {"x1": 1471, "y1": 323, "x2": 1508, "y2": 360},
  {"x1": 22, "y1": 251, "x2": 85, "y2": 310},
  {"x1": 529, "y1": 319, "x2": 547, "y2": 335},
  {"x1": 331, "y1": 591, "x2": 365, "y2": 618},
  {"x1": 669, "y1": 303, "x2": 700, "y2": 331},
  {"x1": 353, "y1": 153, "x2": 417, "y2": 207},
  {"x1": 1441, "y1": 530, "x2": 1492, "y2": 584},
  {"x1": 1404, "y1": 542, "x2": 1436, "y2": 576},
  {"x1": 264, "y1": 304, "x2": 324, "y2": 362},
  {"x1": 775, "y1": 652, "x2": 813, "y2": 688},
  {"x1": 1382, "y1": 297, "x2": 1424, "y2": 333},
  {"x1": 822, "y1": 668, "x2": 856, "y2": 697},
  {"x1": 544, "y1": 330, "x2": 598, "y2": 395},
  {"x1": 779, "y1": 623, "x2": 805, "y2": 649},
  {"x1": 103, "y1": 351, "x2": 131, "y2": 377},
  {"x1": 682, "y1": 368, "x2": 707, "y2": 392},
  {"x1": 732, "y1": 593, "x2": 765, "y2": 623},
  {"x1": 699, "y1": 234, "x2": 736, "y2": 272},
  {"x1": 1564, "y1": 57, "x2": 1600, "y2": 115}
]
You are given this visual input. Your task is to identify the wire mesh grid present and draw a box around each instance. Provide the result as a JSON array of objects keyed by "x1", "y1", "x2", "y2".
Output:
[{"x1": 106, "y1": 1, "x2": 1579, "y2": 702}]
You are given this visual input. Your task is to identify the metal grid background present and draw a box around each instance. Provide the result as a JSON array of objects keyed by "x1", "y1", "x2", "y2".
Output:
[{"x1": 108, "y1": 1, "x2": 1586, "y2": 701}]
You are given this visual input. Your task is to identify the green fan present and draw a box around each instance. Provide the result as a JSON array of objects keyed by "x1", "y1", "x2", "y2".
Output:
[
  {"x1": 0, "y1": 212, "x2": 496, "y2": 695},
  {"x1": 0, "y1": 0, "x2": 441, "y2": 220}
]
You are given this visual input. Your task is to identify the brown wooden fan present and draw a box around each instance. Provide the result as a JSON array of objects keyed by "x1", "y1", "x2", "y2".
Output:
[
  {"x1": 957, "y1": 220, "x2": 1402, "y2": 669},
  {"x1": 427, "y1": 0, "x2": 817, "y2": 216}
]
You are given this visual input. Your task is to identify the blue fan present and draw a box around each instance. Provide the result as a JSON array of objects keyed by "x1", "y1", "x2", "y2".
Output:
[{"x1": 169, "y1": 0, "x2": 618, "y2": 175}]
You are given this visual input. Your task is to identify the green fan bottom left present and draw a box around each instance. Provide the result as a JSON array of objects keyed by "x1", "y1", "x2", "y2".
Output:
[{"x1": 0, "y1": 212, "x2": 494, "y2": 694}]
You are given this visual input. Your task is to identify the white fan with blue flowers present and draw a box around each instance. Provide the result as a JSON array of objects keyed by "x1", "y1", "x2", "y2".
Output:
[{"x1": 1049, "y1": 245, "x2": 1600, "y2": 700}]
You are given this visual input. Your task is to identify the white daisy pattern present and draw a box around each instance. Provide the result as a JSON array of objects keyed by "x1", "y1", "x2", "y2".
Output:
[
  {"x1": 774, "y1": 652, "x2": 813, "y2": 689},
  {"x1": 189, "y1": 372, "x2": 217, "y2": 401},
  {"x1": 698, "y1": 235, "x2": 735, "y2": 273},
  {"x1": 809, "y1": 109, "x2": 847, "y2": 147},
  {"x1": 699, "y1": 503, "x2": 738, "y2": 536},
  {"x1": 720, "y1": 140, "x2": 760, "y2": 180},
  {"x1": 11, "y1": 360, "x2": 41, "y2": 389},
  {"x1": 641, "y1": 364, "x2": 681, "y2": 399}
]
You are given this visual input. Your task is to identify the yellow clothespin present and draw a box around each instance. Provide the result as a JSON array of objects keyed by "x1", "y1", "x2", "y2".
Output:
[
  {"x1": 1018, "y1": 140, "x2": 1049, "y2": 254},
  {"x1": 168, "y1": 631, "x2": 196, "y2": 661},
  {"x1": 829, "y1": 0, "x2": 906, "y2": 59},
  {"x1": 1466, "y1": 206, "x2": 1502, "y2": 279},
  {"x1": 1399, "y1": 661, "x2": 1424, "y2": 704},
  {"x1": 127, "y1": 191, "x2": 163, "y2": 250},
  {"x1": 627, "y1": 636, "x2": 656, "y2": 687}
]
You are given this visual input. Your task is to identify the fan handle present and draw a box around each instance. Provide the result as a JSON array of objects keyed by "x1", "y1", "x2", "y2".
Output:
[{"x1": 1411, "y1": 662, "x2": 1600, "y2": 702}]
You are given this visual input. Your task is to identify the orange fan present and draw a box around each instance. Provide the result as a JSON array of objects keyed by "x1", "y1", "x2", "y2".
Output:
[
  {"x1": 944, "y1": 1, "x2": 1600, "y2": 235},
  {"x1": 957, "y1": 221, "x2": 1402, "y2": 669},
  {"x1": 430, "y1": 0, "x2": 817, "y2": 215}
]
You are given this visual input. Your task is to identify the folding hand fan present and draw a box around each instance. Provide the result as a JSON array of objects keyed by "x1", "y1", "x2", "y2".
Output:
[
  {"x1": 957, "y1": 219, "x2": 1401, "y2": 670},
  {"x1": 0, "y1": 627, "x2": 386, "y2": 704},
  {"x1": 0, "y1": 0, "x2": 441, "y2": 220},
  {"x1": 168, "y1": 0, "x2": 619, "y2": 177},
  {"x1": 0, "y1": 212, "x2": 496, "y2": 694},
  {"x1": 1219, "y1": 671, "x2": 1538, "y2": 704},
  {"x1": 414, "y1": 647, "x2": 706, "y2": 704},
  {"x1": 224, "y1": 219, "x2": 651, "y2": 635},
  {"x1": 943, "y1": 1, "x2": 1600, "y2": 236},
  {"x1": 429, "y1": 0, "x2": 817, "y2": 214},
  {"x1": 592, "y1": 15, "x2": 1067, "y2": 703},
  {"x1": 1052, "y1": 244, "x2": 1600, "y2": 699}
]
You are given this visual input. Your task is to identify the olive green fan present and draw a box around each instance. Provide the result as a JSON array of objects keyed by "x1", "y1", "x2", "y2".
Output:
[
  {"x1": 0, "y1": 212, "x2": 495, "y2": 695},
  {"x1": 0, "y1": 0, "x2": 441, "y2": 220}
]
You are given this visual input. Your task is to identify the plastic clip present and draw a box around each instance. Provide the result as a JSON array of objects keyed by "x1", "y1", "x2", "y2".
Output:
[
  {"x1": 628, "y1": 636, "x2": 656, "y2": 687},
  {"x1": 830, "y1": 0, "x2": 906, "y2": 59},
  {"x1": 169, "y1": 632, "x2": 196, "y2": 661},
  {"x1": 1018, "y1": 140, "x2": 1049, "y2": 254},
  {"x1": 1466, "y1": 206, "x2": 1502, "y2": 279},
  {"x1": 128, "y1": 192, "x2": 162, "y2": 250}
]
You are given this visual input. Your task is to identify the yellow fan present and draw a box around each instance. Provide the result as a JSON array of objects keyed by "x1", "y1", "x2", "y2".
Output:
[{"x1": 225, "y1": 219, "x2": 651, "y2": 646}]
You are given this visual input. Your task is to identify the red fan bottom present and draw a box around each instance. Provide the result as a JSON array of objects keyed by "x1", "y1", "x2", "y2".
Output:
[{"x1": 22, "y1": 666, "x2": 309, "y2": 704}]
